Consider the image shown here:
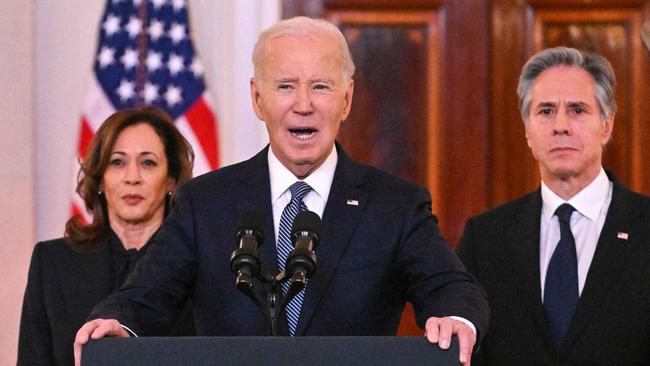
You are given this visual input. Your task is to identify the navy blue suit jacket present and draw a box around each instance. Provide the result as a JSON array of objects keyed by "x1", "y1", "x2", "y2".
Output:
[
  {"x1": 457, "y1": 173, "x2": 650, "y2": 365},
  {"x1": 91, "y1": 145, "x2": 488, "y2": 339}
]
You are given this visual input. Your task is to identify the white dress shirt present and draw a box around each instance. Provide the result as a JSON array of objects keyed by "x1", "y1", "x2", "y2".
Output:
[
  {"x1": 268, "y1": 146, "x2": 337, "y2": 243},
  {"x1": 539, "y1": 168, "x2": 613, "y2": 301}
]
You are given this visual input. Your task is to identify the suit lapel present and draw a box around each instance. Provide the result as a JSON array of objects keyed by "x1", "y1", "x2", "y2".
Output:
[
  {"x1": 561, "y1": 178, "x2": 639, "y2": 351},
  {"x1": 233, "y1": 146, "x2": 278, "y2": 284},
  {"x1": 504, "y1": 191, "x2": 554, "y2": 346},
  {"x1": 295, "y1": 147, "x2": 367, "y2": 335}
]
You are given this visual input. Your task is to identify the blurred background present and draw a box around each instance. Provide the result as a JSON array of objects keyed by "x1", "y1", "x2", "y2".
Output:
[{"x1": 1, "y1": 0, "x2": 649, "y2": 363}]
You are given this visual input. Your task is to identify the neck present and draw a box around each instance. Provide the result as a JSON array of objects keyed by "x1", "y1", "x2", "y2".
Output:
[
  {"x1": 109, "y1": 217, "x2": 162, "y2": 250},
  {"x1": 541, "y1": 166, "x2": 602, "y2": 200}
]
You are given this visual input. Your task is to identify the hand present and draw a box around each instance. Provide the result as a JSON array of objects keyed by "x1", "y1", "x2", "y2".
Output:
[
  {"x1": 424, "y1": 316, "x2": 476, "y2": 366},
  {"x1": 73, "y1": 318, "x2": 129, "y2": 366}
]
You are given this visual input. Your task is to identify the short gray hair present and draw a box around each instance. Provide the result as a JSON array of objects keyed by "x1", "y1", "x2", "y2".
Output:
[
  {"x1": 252, "y1": 16, "x2": 355, "y2": 82},
  {"x1": 517, "y1": 47, "x2": 617, "y2": 123}
]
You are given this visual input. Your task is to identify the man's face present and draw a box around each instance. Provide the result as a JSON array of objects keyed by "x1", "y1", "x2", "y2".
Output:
[
  {"x1": 250, "y1": 33, "x2": 354, "y2": 178},
  {"x1": 525, "y1": 66, "x2": 613, "y2": 183}
]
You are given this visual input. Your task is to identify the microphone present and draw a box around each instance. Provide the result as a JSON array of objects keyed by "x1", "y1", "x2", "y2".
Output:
[
  {"x1": 285, "y1": 211, "x2": 321, "y2": 282},
  {"x1": 229, "y1": 209, "x2": 265, "y2": 286}
]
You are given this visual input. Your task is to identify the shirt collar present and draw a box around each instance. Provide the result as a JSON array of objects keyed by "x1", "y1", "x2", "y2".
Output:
[
  {"x1": 268, "y1": 145, "x2": 338, "y2": 203},
  {"x1": 541, "y1": 167, "x2": 611, "y2": 222}
]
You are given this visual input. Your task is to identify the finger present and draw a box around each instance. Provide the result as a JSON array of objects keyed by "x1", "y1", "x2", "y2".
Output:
[
  {"x1": 74, "y1": 320, "x2": 99, "y2": 345},
  {"x1": 424, "y1": 317, "x2": 441, "y2": 343},
  {"x1": 74, "y1": 320, "x2": 101, "y2": 366},
  {"x1": 90, "y1": 319, "x2": 123, "y2": 339},
  {"x1": 437, "y1": 318, "x2": 453, "y2": 349},
  {"x1": 456, "y1": 327, "x2": 474, "y2": 365},
  {"x1": 73, "y1": 342, "x2": 82, "y2": 366}
]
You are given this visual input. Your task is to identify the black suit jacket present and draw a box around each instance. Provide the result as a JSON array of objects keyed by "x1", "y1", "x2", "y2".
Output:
[
  {"x1": 457, "y1": 174, "x2": 650, "y2": 365},
  {"x1": 18, "y1": 233, "x2": 194, "y2": 366},
  {"x1": 90, "y1": 145, "x2": 489, "y2": 339}
]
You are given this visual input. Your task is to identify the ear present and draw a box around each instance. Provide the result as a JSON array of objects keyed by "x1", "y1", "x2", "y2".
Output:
[
  {"x1": 340, "y1": 78, "x2": 355, "y2": 122},
  {"x1": 250, "y1": 77, "x2": 265, "y2": 122},
  {"x1": 167, "y1": 178, "x2": 177, "y2": 193},
  {"x1": 601, "y1": 114, "x2": 614, "y2": 145},
  {"x1": 524, "y1": 123, "x2": 533, "y2": 149}
]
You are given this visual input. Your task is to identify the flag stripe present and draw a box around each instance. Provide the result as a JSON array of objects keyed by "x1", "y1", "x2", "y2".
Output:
[
  {"x1": 185, "y1": 95, "x2": 219, "y2": 169},
  {"x1": 76, "y1": 118, "x2": 94, "y2": 158},
  {"x1": 175, "y1": 115, "x2": 211, "y2": 177}
]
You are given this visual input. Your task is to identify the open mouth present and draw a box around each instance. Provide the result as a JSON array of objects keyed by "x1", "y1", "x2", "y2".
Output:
[{"x1": 289, "y1": 128, "x2": 317, "y2": 140}]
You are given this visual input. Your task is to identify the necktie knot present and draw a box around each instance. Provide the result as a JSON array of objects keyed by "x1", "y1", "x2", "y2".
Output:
[
  {"x1": 289, "y1": 181, "x2": 312, "y2": 202},
  {"x1": 555, "y1": 203, "x2": 575, "y2": 225}
]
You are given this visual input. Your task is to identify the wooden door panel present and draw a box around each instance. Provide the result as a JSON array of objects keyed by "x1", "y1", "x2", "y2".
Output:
[{"x1": 328, "y1": 11, "x2": 443, "y2": 210}]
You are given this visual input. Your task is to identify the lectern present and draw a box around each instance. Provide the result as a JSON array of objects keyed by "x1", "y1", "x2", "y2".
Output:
[{"x1": 82, "y1": 336, "x2": 460, "y2": 365}]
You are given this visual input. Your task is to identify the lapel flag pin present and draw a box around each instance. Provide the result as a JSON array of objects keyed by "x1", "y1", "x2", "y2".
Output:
[
  {"x1": 346, "y1": 199, "x2": 359, "y2": 206},
  {"x1": 617, "y1": 232, "x2": 629, "y2": 240}
]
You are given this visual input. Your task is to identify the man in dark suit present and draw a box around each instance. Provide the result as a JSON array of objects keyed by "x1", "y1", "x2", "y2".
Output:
[
  {"x1": 457, "y1": 47, "x2": 650, "y2": 365},
  {"x1": 74, "y1": 16, "x2": 489, "y2": 366}
]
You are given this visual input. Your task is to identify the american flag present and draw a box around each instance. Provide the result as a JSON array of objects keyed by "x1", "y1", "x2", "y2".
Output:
[{"x1": 72, "y1": 0, "x2": 219, "y2": 222}]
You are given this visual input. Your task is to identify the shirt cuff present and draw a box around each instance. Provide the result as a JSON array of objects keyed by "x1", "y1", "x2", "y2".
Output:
[
  {"x1": 120, "y1": 323, "x2": 139, "y2": 337},
  {"x1": 448, "y1": 316, "x2": 477, "y2": 337}
]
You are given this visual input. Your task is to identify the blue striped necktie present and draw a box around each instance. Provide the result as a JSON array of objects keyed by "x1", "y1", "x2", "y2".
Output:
[
  {"x1": 544, "y1": 203, "x2": 578, "y2": 347},
  {"x1": 277, "y1": 181, "x2": 312, "y2": 336}
]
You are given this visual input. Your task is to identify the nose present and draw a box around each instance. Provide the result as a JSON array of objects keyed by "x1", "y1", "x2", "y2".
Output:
[
  {"x1": 293, "y1": 85, "x2": 313, "y2": 115},
  {"x1": 552, "y1": 110, "x2": 571, "y2": 135},
  {"x1": 123, "y1": 161, "x2": 142, "y2": 185}
]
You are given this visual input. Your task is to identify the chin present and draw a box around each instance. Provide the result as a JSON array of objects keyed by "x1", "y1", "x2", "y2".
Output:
[
  {"x1": 548, "y1": 165, "x2": 581, "y2": 180},
  {"x1": 115, "y1": 211, "x2": 147, "y2": 224}
]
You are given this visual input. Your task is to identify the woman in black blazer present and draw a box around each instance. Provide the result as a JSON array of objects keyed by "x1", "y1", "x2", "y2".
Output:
[{"x1": 18, "y1": 107, "x2": 196, "y2": 365}]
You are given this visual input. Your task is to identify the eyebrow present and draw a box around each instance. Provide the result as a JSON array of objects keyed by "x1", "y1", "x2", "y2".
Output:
[
  {"x1": 110, "y1": 151, "x2": 160, "y2": 158},
  {"x1": 534, "y1": 101, "x2": 590, "y2": 109},
  {"x1": 566, "y1": 101, "x2": 591, "y2": 109},
  {"x1": 534, "y1": 101, "x2": 558, "y2": 109},
  {"x1": 274, "y1": 77, "x2": 298, "y2": 83},
  {"x1": 273, "y1": 77, "x2": 334, "y2": 84}
]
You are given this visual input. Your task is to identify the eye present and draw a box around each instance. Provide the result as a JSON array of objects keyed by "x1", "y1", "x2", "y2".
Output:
[
  {"x1": 539, "y1": 107, "x2": 554, "y2": 115},
  {"x1": 278, "y1": 83, "x2": 293, "y2": 90},
  {"x1": 142, "y1": 159, "x2": 157, "y2": 167},
  {"x1": 109, "y1": 158, "x2": 125, "y2": 167},
  {"x1": 573, "y1": 106, "x2": 584, "y2": 114},
  {"x1": 313, "y1": 83, "x2": 330, "y2": 90}
]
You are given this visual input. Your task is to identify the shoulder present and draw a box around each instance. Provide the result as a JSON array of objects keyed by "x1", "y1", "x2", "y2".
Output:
[
  {"x1": 29, "y1": 236, "x2": 108, "y2": 269},
  {"x1": 610, "y1": 180, "x2": 650, "y2": 226},
  {"x1": 613, "y1": 179, "x2": 650, "y2": 206},
  {"x1": 467, "y1": 191, "x2": 539, "y2": 227},
  {"x1": 25, "y1": 238, "x2": 71, "y2": 283},
  {"x1": 342, "y1": 156, "x2": 428, "y2": 200},
  {"x1": 31, "y1": 237, "x2": 73, "y2": 258},
  {"x1": 179, "y1": 152, "x2": 263, "y2": 196}
]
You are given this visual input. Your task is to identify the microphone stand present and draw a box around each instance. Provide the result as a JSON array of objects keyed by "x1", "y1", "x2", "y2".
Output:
[
  {"x1": 236, "y1": 269, "x2": 306, "y2": 336},
  {"x1": 232, "y1": 211, "x2": 319, "y2": 336}
]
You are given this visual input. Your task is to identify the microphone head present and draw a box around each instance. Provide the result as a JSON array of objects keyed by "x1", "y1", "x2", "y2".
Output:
[
  {"x1": 236, "y1": 209, "x2": 266, "y2": 241},
  {"x1": 291, "y1": 210, "x2": 321, "y2": 238}
]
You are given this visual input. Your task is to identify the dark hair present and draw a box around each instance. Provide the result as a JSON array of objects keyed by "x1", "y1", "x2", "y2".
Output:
[
  {"x1": 517, "y1": 47, "x2": 617, "y2": 123},
  {"x1": 65, "y1": 107, "x2": 194, "y2": 251}
]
